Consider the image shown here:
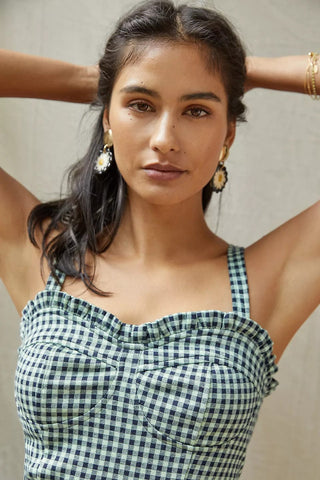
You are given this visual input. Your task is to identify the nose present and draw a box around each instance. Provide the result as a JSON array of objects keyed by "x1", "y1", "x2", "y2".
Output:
[{"x1": 150, "y1": 112, "x2": 180, "y2": 154}]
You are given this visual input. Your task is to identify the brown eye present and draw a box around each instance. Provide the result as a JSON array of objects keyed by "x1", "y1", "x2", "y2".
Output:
[
  {"x1": 129, "y1": 101, "x2": 153, "y2": 112},
  {"x1": 186, "y1": 107, "x2": 210, "y2": 118}
]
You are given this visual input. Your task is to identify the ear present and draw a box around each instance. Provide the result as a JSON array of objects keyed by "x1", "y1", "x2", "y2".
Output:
[
  {"x1": 225, "y1": 119, "x2": 236, "y2": 149},
  {"x1": 102, "y1": 108, "x2": 110, "y2": 132}
]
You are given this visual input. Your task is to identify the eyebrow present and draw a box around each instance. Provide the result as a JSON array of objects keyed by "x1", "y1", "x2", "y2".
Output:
[
  {"x1": 119, "y1": 85, "x2": 221, "y2": 103},
  {"x1": 180, "y1": 92, "x2": 221, "y2": 103}
]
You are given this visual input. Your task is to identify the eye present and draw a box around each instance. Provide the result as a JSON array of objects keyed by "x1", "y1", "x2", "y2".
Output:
[
  {"x1": 185, "y1": 106, "x2": 210, "y2": 118},
  {"x1": 128, "y1": 101, "x2": 154, "y2": 113}
]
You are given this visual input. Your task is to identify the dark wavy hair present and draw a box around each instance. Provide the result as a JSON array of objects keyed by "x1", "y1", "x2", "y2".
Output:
[{"x1": 28, "y1": 0, "x2": 247, "y2": 294}]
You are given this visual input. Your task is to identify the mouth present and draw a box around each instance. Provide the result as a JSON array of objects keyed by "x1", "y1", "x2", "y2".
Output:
[
  {"x1": 143, "y1": 163, "x2": 186, "y2": 181},
  {"x1": 143, "y1": 162, "x2": 185, "y2": 172}
]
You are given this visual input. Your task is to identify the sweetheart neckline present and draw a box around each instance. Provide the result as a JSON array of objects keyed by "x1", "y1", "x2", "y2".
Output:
[{"x1": 22, "y1": 285, "x2": 274, "y2": 347}]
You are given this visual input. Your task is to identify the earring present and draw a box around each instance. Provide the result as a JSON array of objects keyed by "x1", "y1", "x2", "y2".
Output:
[
  {"x1": 95, "y1": 129, "x2": 113, "y2": 174},
  {"x1": 210, "y1": 145, "x2": 229, "y2": 193}
]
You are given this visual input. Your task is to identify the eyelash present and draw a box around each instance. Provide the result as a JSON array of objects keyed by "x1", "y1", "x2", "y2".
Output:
[
  {"x1": 128, "y1": 101, "x2": 211, "y2": 118},
  {"x1": 185, "y1": 107, "x2": 211, "y2": 118},
  {"x1": 128, "y1": 101, "x2": 154, "y2": 113}
]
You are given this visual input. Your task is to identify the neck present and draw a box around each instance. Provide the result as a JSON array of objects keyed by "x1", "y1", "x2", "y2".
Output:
[{"x1": 108, "y1": 192, "x2": 218, "y2": 264}]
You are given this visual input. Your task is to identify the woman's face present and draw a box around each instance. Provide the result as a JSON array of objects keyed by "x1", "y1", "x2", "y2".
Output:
[{"x1": 104, "y1": 42, "x2": 235, "y2": 208}]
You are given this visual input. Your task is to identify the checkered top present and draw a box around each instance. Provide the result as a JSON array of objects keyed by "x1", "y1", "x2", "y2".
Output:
[{"x1": 16, "y1": 244, "x2": 278, "y2": 479}]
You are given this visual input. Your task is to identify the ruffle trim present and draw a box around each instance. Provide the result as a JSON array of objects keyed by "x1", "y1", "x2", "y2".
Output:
[{"x1": 21, "y1": 289, "x2": 278, "y2": 397}]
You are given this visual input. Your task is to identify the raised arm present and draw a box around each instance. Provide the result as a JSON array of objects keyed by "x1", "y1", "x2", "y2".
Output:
[
  {"x1": 0, "y1": 49, "x2": 99, "y2": 103},
  {"x1": 245, "y1": 54, "x2": 320, "y2": 96},
  {"x1": 0, "y1": 50, "x2": 99, "y2": 310},
  {"x1": 244, "y1": 53, "x2": 320, "y2": 360}
]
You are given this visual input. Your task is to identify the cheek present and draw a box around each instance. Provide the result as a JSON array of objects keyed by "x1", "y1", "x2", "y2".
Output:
[
  {"x1": 111, "y1": 125, "x2": 133, "y2": 168},
  {"x1": 112, "y1": 142, "x2": 130, "y2": 176},
  {"x1": 111, "y1": 134, "x2": 145, "y2": 185},
  {"x1": 195, "y1": 144, "x2": 221, "y2": 177},
  {"x1": 110, "y1": 113, "x2": 146, "y2": 164}
]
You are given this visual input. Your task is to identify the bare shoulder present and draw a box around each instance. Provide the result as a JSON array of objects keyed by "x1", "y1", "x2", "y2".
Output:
[{"x1": 244, "y1": 200, "x2": 320, "y2": 360}]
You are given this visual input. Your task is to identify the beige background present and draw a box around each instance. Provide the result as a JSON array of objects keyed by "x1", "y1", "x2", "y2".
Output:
[{"x1": 0, "y1": 0, "x2": 320, "y2": 478}]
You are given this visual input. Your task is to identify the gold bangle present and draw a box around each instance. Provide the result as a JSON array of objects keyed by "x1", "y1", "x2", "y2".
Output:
[{"x1": 305, "y1": 52, "x2": 319, "y2": 100}]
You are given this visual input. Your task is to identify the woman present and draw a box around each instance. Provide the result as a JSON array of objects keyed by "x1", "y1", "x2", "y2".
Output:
[{"x1": 0, "y1": 1, "x2": 319, "y2": 478}]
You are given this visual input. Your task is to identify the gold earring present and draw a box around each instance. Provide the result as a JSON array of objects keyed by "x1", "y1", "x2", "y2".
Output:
[
  {"x1": 95, "y1": 129, "x2": 113, "y2": 174},
  {"x1": 210, "y1": 145, "x2": 229, "y2": 193}
]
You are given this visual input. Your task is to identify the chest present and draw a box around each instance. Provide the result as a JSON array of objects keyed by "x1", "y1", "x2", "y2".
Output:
[{"x1": 61, "y1": 257, "x2": 233, "y2": 325}]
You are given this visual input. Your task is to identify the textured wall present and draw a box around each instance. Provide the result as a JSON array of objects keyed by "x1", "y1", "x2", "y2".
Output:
[{"x1": 0, "y1": 0, "x2": 319, "y2": 478}]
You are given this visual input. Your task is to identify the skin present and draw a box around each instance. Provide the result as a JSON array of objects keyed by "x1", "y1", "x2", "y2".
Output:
[
  {"x1": 106, "y1": 43, "x2": 235, "y2": 209},
  {"x1": 1, "y1": 43, "x2": 320, "y2": 364}
]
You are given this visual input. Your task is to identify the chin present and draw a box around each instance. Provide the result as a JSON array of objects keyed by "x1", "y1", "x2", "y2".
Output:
[{"x1": 127, "y1": 185, "x2": 202, "y2": 209}]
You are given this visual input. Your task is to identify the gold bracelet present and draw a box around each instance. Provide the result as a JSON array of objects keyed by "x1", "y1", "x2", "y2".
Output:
[{"x1": 305, "y1": 52, "x2": 319, "y2": 100}]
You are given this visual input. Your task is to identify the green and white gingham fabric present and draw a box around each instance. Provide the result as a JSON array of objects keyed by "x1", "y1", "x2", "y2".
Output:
[{"x1": 15, "y1": 245, "x2": 278, "y2": 479}]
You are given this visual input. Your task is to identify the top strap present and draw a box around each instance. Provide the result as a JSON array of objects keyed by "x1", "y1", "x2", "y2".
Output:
[
  {"x1": 227, "y1": 245, "x2": 250, "y2": 317},
  {"x1": 45, "y1": 267, "x2": 66, "y2": 292}
]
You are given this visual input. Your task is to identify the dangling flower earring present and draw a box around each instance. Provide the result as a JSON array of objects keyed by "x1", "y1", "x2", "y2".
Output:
[
  {"x1": 95, "y1": 129, "x2": 113, "y2": 174},
  {"x1": 210, "y1": 145, "x2": 229, "y2": 193}
]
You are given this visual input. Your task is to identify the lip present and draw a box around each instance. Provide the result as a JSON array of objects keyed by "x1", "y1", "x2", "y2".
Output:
[
  {"x1": 144, "y1": 168, "x2": 185, "y2": 181},
  {"x1": 143, "y1": 162, "x2": 185, "y2": 172}
]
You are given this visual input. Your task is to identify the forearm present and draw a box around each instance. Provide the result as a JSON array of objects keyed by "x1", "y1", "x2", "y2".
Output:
[
  {"x1": 0, "y1": 49, "x2": 99, "y2": 103},
  {"x1": 245, "y1": 55, "x2": 319, "y2": 95}
]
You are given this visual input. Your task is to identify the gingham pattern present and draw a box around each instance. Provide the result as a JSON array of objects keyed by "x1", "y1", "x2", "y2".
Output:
[
  {"x1": 227, "y1": 245, "x2": 250, "y2": 317},
  {"x1": 15, "y1": 245, "x2": 278, "y2": 480}
]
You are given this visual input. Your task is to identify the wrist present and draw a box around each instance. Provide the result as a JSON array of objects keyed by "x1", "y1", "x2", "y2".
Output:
[
  {"x1": 244, "y1": 56, "x2": 258, "y2": 91},
  {"x1": 245, "y1": 55, "x2": 309, "y2": 94},
  {"x1": 82, "y1": 65, "x2": 99, "y2": 103}
]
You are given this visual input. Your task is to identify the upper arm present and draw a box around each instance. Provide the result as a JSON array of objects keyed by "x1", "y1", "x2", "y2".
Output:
[
  {"x1": 246, "y1": 200, "x2": 320, "y2": 359},
  {"x1": 0, "y1": 167, "x2": 40, "y2": 278}
]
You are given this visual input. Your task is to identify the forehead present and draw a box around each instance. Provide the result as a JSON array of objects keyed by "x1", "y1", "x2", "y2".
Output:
[{"x1": 113, "y1": 42, "x2": 226, "y2": 99}]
